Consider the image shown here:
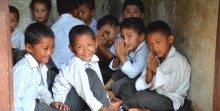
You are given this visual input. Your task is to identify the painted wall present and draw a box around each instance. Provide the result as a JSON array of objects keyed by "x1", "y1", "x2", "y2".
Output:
[{"x1": 9, "y1": 0, "x2": 219, "y2": 110}]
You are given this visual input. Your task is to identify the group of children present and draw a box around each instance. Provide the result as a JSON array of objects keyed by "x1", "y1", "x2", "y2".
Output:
[{"x1": 11, "y1": 0, "x2": 191, "y2": 111}]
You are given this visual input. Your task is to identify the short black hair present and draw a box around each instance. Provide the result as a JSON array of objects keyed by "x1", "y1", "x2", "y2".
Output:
[
  {"x1": 30, "y1": 0, "x2": 52, "y2": 11},
  {"x1": 9, "y1": 6, "x2": 20, "y2": 21},
  {"x1": 97, "y1": 15, "x2": 120, "y2": 30},
  {"x1": 122, "y1": 0, "x2": 144, "y2": 13},
  {"x1": 25, "y1": 22, "x2": 54, "y2": 45},
  {"x1": 120, "y1": 17, "x2": 145, "y2": 35},
  {"x1": 69, "y1": 25, "x2": 95, "y2": 46},
  {"x1": 78, "y1": 0, "x2": 95, "y2": 10},
  {"x1": 57, "y1": 0, "x2": 79, "y2": 15},
  {"x1": 146, "y1": 20, "x2": 172, "y2": 37}
]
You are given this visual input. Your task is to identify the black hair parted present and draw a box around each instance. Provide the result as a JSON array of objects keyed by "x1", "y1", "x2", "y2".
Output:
[
  {"x1": 122, "y1": 0, "x2": 144, "y2": 13},
  {"x1": 30, "y1": 0, "x2": 52, "y2": 11},
  {"x1": 56, "y1": 0, "x2": 79, "y2": 15},
  {"x1": 78, "y1": 0, "x2": 95, "y2": 10},
  {"x1": 146, "y1": 20, "x2": 172, "y2": 37},
  {"x1": 9, "y1": 5, "x2": 20, "y2": 21},
  {"x1": 69, "y1": 25, "x2": 95, "y2": 46},
  {"x1": 25, "y1": 22, "x2": 54, "y2": 45},
  {"x1": 97, "y1": 15, "x2": 120, "y2": 30},
  {"x1": 120, "y1": 17, "x2": 145, "y2": 35}
]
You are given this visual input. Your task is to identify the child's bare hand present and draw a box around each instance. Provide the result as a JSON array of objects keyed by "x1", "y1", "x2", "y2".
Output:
[
  {"x1": 147, "y1": 52, "x2": 159, "y2": 75},
  {"x1": 50, "y1": 102, "x2": 70, "y2": 111},
  {"x1": 115, "y1": 39, "x2": 129, "y2": 63},
  {"x1": 96, "y1": 31, "x2": 106, "y2": 46}
]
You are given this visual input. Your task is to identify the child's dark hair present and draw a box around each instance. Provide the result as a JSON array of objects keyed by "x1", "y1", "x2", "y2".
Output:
[
  {"x1": 97, "y1": 15, "x2": 120, "y2": 30},
  {"x1": 57, "y1": 0, "x2": 79, "y2": 15},
  {"x1": 78, "y1": 0, "x2": 95, "y2": 10},
  {"x1": 9, "y1": 6, "x2": 20, "y2": 21},
  {"x1": 120, "y1": 17, "x2": 145, "y2": 35},
  {"x1": 122, "y1": 0, "x2": 144, "y2": 13},
  {"x1": 69, "y1": 25, "x2": 95, "y2": 46},
  {"x1": 25, "y1": 22, "x2": 54, "y2": 45},
  {"x1": 146, "y1": 20, "x2": 172, "y2": 37},
  {"x1": 30, "y1": 0, "x2": 52, "y2": 11}
]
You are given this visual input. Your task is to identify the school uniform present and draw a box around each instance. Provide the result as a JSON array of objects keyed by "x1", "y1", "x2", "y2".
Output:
[
  {"x1": 11, "y1": 27, "x2": 25, "y2": 50},
  {"x1": 51, "y1": 14, "x2": 84, "y2": 69},
  {"x1": 121, "y1": 46, "x2": 191, "y2": 110},
  {"x1": 52, "y1": 55, "x2": 110, "y2": 111},
  {"x1": 13, "y1": 53, "x2": 58, "y2": 111},
  {"x1": 89, "y1": 17, "x2": 97, "y2": 33},
  {"x1": 109, "y1": 41, "x2": 150, "y2": 96}
]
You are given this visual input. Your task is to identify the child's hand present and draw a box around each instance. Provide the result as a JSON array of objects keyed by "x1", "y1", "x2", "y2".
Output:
[
  {"x1": 115, "y1": 39, "x2": 129, "y2": 64},
  {"x1": 96, "y1": 31, "x2": 107, "y2": 46},
  {"x1": 147, "y1": 52, "x2": 159, "y2": 75},
  {"x1": 50, "y1": 102, "x2": 70, "y2": 111}
]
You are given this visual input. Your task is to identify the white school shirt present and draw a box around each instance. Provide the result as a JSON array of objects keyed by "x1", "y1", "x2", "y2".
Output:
[
  {"x1": 13, "y1": 53, "x2": 54, "y2": 111},
  {"x1": 109, "y1": 34, "x2": 121, "y2": 56},
  {"x1": 109, "y1": 41, "x2": 150, "y2": 78},
  {"x1": 52, "y1": 55, "x2": 110, "y2": 111},
  {"x1": 89, "y1": 17, "x2": 97, "y2": 33},
  {"x1": 11, "y1": 27, "x2": 25, "y2": 50},
  {"x1": 51, "y1": 14, "x2": 84, "y2": 69},
  {"x1": 135, "y1": 46, "x2": 191, "y2": 110}
]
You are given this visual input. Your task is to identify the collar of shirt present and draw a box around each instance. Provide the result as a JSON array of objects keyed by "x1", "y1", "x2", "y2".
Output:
[
  {"x1": 89, "y1": 18, "x2": 97, "y2": 28},
  {"x1": 160, "y1": 46, "x2": 176, "y2": 64},
  {"x1": 60, "y1": 13, "x2": 75, "y2": 21},
  {"x1": 128, "y1": 41, "x2": 146, "y2": 59},
  {"x1": 73, "y1": 54, "x2": 99, "y2": 68},
  {"x1": 114, "y1": 34, "x2": 121, "y2": 42},
  {"x1": 12, "y1": 27, "x2": 21, "y2": 36}
]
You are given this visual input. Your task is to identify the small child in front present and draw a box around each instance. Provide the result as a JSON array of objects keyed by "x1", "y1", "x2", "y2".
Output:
[
  {"x1": 121, "y1": 20, "x2": 191, "y2": 111},
  {"x1": 52, "y1": 25, "x2": 122, "y2": 111},
  {"x1": 13, "y1": 23, "x2": 69, "y2": 111}
]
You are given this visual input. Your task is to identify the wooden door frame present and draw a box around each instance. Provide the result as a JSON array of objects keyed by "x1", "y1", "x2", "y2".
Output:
[{"x1": 0, "y1": 0, "x2": 14, "y2": 111}]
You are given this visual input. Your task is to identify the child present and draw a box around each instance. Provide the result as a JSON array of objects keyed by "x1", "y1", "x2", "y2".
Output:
[
  {"x1": 96, "y1": 15, "x2": 120, "y2": 83},
  {"x1": 9, "y1": 6, "x2": 25, "y2": 50},
  {"x1": 78, "y1": 0, "x2": 97, "y2": 33},
  {"x1": 51, "y1": 0, "x2": 84, "y2": 69},
  {"x1": 52, "y1": 25, "x2": 122, "y2": 111},
  {"x1": 105, "y1": 17, "x2": 149, "y2": 98},
  {"x1": 13, "y1": 23, "x2": 69, "y2": 111},
  {"x1": 120, "y1": 21, "x2": 191, "y2": 111},
  {"x1": 122, "y1": 0, "x2": 144, "y2": 20},
  {"x1": 30, "y1": 0, "x2": 53, "y2": 26}
]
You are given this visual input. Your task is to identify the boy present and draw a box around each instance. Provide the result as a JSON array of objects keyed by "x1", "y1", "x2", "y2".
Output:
[
  {"x1": 96, "y1": 15, "x2": 120, "y2": 83},
  {"x1": 105, "y1": 17, "x2": 149, "y2": 98},
  {"x1": 52, "y1": 25, "x2": 122, "y2": 111},
  {"x1": 122, "y1": 0, "x2": 144, "y2": 20},
  {"x1": 9, "y1": 6, "x2": 25, "y2": 50},
  {"x1": 30, "y1": 0, "x2": 53, "y2": 26},
  {"x1": 78, "y1": 0, "x2": 97, "y2": 33},
  {"x1": 13, "y1": 23, "x2": 69, "y2": 111},
  {"x1": 121, "y1": 21, "x2": 191, "y2": 111},
  {"x1": 51, "y1": 0, "x2": 84, "y2": 69}
]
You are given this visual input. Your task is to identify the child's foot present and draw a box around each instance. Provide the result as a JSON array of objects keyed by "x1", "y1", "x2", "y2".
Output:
[
  {"x1": 107, "y1": 90, "x2": 115, "y2": 98},
  {"x1": 110, "y1": 98, "x2": 123, "y2": 110}
]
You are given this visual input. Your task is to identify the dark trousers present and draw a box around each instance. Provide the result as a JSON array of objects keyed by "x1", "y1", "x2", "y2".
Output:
[
  {"x1": 64, "y1": 68, "x2": 110, "y2": 110},
  {"x1": 120, "y1": 81, "x2": 174, "y2": 111},
  {"x1": 35, "y1": 101, "x2": 61, "y2": 111}
]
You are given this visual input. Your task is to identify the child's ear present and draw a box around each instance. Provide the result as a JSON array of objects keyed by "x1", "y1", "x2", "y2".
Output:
[
  {"x1": 91, "y1": 9, "x2": 96, "y2": 16},
  {"x1": 25, "y1": 44, "x2": 32, "y2": 53},
  {"x1": 168, "y1": 35, "x2": 174, "y2": 44},
  {"x1": 68, "y1": 44, "x2": 75, "y2": 53},
  {"x1": 95, "y1": 39, "x2": 98, "y2": 49},
  {"x1": 140, "y1": 13, "x2": 144, "y2": 19},
  {"x1": 139, "y1": 33, "x2": 145, "y2": 42},
  {"x1": 116, "y1": 26, "x2": 120, "y2": 33}
]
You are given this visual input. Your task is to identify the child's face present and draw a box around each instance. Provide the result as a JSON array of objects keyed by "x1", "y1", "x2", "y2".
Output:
[
  {"x1": 121, "y1": 28, "x2": 144, "y2": 51},
  {"x1": 33, "y1": 2, "x2": 50, "y2": 24},
  {"x1": 78, "y1": 5, "x2": 95, "y2": 25},
  {"x1": 146, "y1": 32, "x2": 174, "y2": 61},
  {"x1": 10, "y1": 12, "x2": 18, "y2": 32},
  {"x1": 123, "y1": 5, "x2": 143, "y2": 19},
  {"x1": 26, "y1": 37, "x2": 55, "y2": 64},
  {"x1": 98, "y1": 24, "x2": 120, "y2": 46},
  {"x1": 69, "y1": 34, "x2": 97, "y2": 62}
]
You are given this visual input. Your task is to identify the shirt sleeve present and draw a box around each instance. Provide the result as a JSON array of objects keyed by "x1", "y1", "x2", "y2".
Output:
[
  {"x1": 121, "y1": 49, "x2": 148, "y2": 78},
  {"x1": 135, "y1": 68, "x2": 153, "y2": 91},
  {"x1": 109, "y1": 58, "x2": 122, "y2": 70},
  {"x1": 18, "y1": 32, "x2": 25, "y2": 50}
]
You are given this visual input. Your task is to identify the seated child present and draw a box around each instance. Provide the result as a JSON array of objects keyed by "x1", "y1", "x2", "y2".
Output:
[
  {"x1": 120, "y1": 20, "x2": 191, "y2": 111},
  {"x1": 51, "y1": 0, "x2": 84, "y2": 69},
  {"x1": 96, "y1": 14, "x2": 120, "y2": 83},
  {"x1": 30, "y1": 0, "x2": 53, "y2": 26},
  {"x1": 105, "y1": 17, "x2": 150, "y2": 98},
  {"x1": 52, "y1": 25, "x2": 122, "y2": 111},
  {"x1": 78, "y1": 0, "x2": 97, "y2": 33},
  {"x1": 13, "y1": 22, "x2": 69, "y2": 111},
  {"x1": 9, "y1": 6, "x2": 25, "y2": 50},
  {"x1": 122, "y1": 0, "x2": 144, "y2": 20}
]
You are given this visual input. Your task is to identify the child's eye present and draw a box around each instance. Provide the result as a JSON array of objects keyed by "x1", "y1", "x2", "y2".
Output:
[
  {"x1": 88, "y1": 44, "x2": 93, "y2": 46},
  {"x1": 78, "y1": 46, "x2": 82, "y2": 49},
  {"x1": 156, "y1": 41, "x2": 161, "y2": 44}
]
